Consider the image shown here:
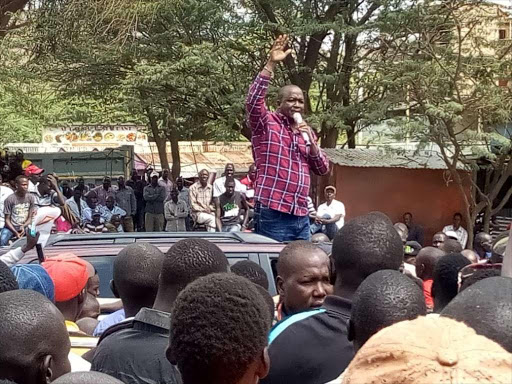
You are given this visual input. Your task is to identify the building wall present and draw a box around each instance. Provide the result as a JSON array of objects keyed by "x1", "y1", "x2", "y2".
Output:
[{"x1": 317, "y1": 165, "x2": 471, "y2": 246}]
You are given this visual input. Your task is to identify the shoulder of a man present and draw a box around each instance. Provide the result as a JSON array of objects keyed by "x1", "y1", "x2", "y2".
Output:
[
  {"x1": 4, "y1": 193, "x2": 16, "y2": 204},
  {"x1": 316, "y1": 202, "x2": 328, "y2": 213},
  {"x1": 92, "y1": 321, "x2": 135, "y2": 366},
  {"x1": 332, "y1": 200, "x2": 345, "y2": 210},
  {"x1": 263, "y1": 301, "x2": 354, "y2": 384},
  {"x1": 26, "y1": 193, "x2": 36, "y2": 204}
]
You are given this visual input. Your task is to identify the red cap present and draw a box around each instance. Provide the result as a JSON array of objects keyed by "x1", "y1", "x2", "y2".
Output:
[
  {"x1": 24, "y1": 164, "x2": 44, "y2": 176},
  {"x1": 43, "y1": 253, "x2": 89, "y2": 302}
]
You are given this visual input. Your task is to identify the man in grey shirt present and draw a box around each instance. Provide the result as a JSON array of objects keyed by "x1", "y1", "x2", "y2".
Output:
[
  {"x1": 115, "y1": 176, "x2": 136, "y2": 232},
  {"x1": 143, "y1": 172, "x2": 166, "y2": 232}
]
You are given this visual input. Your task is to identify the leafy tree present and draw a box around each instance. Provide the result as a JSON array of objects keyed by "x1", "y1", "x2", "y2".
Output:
[
  {"x1": 30, "y1": 0, "x2": 260, "y2": 178},
  {"x1": 381, "y1": 0, "x2": 512, "y2": 245}
]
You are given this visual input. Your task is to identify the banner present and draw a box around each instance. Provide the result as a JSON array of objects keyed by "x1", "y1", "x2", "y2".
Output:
[{"x1": 42, "y1": 125, "x2": 148, "y2": 145}]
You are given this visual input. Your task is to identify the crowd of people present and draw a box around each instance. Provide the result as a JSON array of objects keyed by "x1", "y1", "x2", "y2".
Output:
[
  {"x1": 0, "y1": 211, "x2": 510, "y2": 384},
  {"x1": 0, "y1": 34, "x2": 510, "y2": 384},
  {"x1": 0, "y1": 160, "x2": 262, "y2": 243}
]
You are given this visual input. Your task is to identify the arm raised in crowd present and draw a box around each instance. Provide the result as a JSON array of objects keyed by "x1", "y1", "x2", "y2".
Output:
[
  {"x1": 246, "y1": 35, "x2": 292, "y2": 133},
  {"x1": 48, "y1": 174, "x2": 66, "y2": 206}
]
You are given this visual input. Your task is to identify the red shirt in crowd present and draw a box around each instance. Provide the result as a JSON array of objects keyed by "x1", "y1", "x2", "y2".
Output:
[
  {"x1": 246, "y1": 74, "x2": 329, "y2": 216},
  {"x1": 423, "y1": 279, "x2": 434, "y2": 309}
]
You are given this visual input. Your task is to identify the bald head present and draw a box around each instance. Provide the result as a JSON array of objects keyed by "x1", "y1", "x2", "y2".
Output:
[
  {"x1": 311, "y1": 233, "x2": 330, "y2": 244},
  {"x1": 0, "y1": 290, "x2": 71, "y2": 384},
  {"x1": 415, "y1": 247, "x2": 445, "y2": 280},
  {"x1": 278, "y1": 85, "x2": 303, "y2": 103},
  {"x1": 461, "y1": 249, "x2": 479, "y2": 264},
  {"x1": 52, "y1": 372, "x2": 124, "y2": 384},
  {"x1": 277, "y1": 241, "x2": 328, "y2": 278},
  {"x1": 277, "y1": 241, "x2": 332, "y2": 314},
  {"x1": 474, "y1": 232, "x2": 492, "y2": 259},
  {"x1": 441, "y1": 238, "x2": 463, "y2": 253},
  {"x1": 277, "y1": 85, "x2": 304, "y2": 119}
]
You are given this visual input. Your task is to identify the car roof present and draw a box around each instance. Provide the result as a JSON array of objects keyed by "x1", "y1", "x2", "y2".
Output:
[
  {"x1": 15, "y1": 232, "x2": 285, "y2": 264},
  {"x1": 9, "y1": 231, "x2": 279, "y2": 249}
]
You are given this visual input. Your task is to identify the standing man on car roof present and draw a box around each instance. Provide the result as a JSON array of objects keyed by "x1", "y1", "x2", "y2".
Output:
[{"x1": 246, "y1": 35, "x2": 329, "y2": 242}]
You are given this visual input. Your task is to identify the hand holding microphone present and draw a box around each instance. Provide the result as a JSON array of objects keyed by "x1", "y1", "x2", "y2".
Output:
[{"x1": 293, "y1": 112, "x2": 311, "y2": 145}]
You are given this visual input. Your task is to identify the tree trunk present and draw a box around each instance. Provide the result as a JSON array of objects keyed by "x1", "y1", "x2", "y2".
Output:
[
  {"x1": 145, "y1": 108, "x2": 170, "y2": 170},
  {"x1": 166, "y1": 120, "x2": 181, "y2": 181},
  {"x1": 322, "y1": 124, "x2": 338, "y2": 148},
  {"x1": 346, "y1": 122, "x2": 357, "y2": 149}
]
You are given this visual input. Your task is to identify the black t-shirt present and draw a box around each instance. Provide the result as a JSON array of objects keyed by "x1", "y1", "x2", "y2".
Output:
[
  {"x1": 261, "y1": 295, "x2": 355, "y2": 384},
  {"x1": 91, "y1": 308, "x2": 181, "y2": 384},
  {"x1": 218, "y1": 192, "x2": 242, "y2": 226}
]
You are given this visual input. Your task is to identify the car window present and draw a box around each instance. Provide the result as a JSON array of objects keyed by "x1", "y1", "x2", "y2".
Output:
[
  {"x1": 226, "y1": 252, "x2": 254, "y2": 266},
  {"x1": 84, "y1": 252, "x2": 256, "y2": 298},
  {"x1": 84, "y1": 256, "x2": 116, "y2": 298}
]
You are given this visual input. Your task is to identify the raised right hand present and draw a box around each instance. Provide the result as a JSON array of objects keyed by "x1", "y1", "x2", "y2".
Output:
[{"x1": 269, "y1": 35, "x2": 292, "y2": 63}]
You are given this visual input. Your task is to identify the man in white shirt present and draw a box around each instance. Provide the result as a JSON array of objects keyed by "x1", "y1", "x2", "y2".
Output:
[
  {"x1": 443, "y1": 212, "x2": 468, "y2": 249},
  {"x1": 0, "y1": 175, "x2": 14, "y2": 231},
  {"x1": 310, "y1": 186, "x2": 345, "y2": 240},
  {"x1": 212, "y1": 163, "x2": 246, "y2": 198}
]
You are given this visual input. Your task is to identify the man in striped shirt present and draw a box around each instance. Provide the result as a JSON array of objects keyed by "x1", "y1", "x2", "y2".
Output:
[{"x1": 246, "y1": 35, "x2": 329, "y2": 242}]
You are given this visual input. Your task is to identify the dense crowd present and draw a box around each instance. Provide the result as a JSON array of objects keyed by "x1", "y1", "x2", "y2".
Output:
[
  {"x1": 0, "y1": 159, "x2": 492, "y2": 250},
  {"x1": 0, "y1": 34, "x2": 510, "y2": 384},
  {"x1": 0, "y1": 212, "x2": 510, "y2": 384}
]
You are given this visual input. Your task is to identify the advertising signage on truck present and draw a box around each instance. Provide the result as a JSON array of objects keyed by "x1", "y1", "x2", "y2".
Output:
[{"x1": 42, "y1": 125, "x2": 148, "y2": 146}]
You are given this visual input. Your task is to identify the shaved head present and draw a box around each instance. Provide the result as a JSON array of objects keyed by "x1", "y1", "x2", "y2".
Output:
[
  {"x1": 277, "y1": 241, "x2": 327, "y2": 277},
  {"x1": 0, "y1": 290, "x2": 71, "y2": 384},
  {"x1": 461, "y1": 249, "x2": 479, "y2": 264},
  {"x1": 278, "y1": 85, "x2": 303, "y2": 103},
  {"x1": 415, "y1": 247, "x2": 445, "y2": 280},
  {"x1": 277, "y1": 241, "x2": 332, "y2": 314},
  {"x1": 52, "y1": 372, "x2": 124, "y2": 384}
]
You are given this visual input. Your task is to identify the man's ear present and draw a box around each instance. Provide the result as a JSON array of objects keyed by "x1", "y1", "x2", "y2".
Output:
[
  {"x1": 78, "y1": 288, "x2": 86, "y2": 305},
  {"x1": 110, "y1": 280, "x2": 119, "y2": 298},
  {"x1": 276, "y1": 276, "x2": 285, "y2": 297},
  {"x1": 256, "y1": 347, "x2": 270, "y2": 380},
  {"x1": 40, "y1": 355, "x2": 53, "y2": 384},
  {"x1": 348, "y1": 319, "x2": 355, "y2": 342}
]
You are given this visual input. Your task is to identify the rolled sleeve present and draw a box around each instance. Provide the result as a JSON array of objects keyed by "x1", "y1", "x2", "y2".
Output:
[{"x1": 308, "y1": 150, "x2": 329, "y2": 176}]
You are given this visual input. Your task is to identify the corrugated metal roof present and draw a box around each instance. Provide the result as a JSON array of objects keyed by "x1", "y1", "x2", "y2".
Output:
[
  {"x1": 324, "y1": 148, "x2": 465, "y2": 170},
  {"x1": 136, "y1": 151, "x2": 254, "y2": 177}
]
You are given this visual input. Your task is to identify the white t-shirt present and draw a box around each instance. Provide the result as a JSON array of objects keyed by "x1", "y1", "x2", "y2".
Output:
[
  {"x1": 213, "y1": 177, "x2": 246, "y2": 198},
  {"x1": 0, "y1": 186, "x2": 14, "y2": 228},
  {"x1": 317, "y1": 200, "x2": 346, "y2": 229}
]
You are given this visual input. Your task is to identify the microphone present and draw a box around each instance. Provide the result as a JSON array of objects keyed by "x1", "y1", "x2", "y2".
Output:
[{"x1": 293, "y1": 112, "x2": 310, "y2": 145}]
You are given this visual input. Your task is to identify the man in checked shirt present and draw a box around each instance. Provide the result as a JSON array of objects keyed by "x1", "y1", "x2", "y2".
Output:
[{"x1": 246, "y1": 35, "x2": 329, "y2": 242}]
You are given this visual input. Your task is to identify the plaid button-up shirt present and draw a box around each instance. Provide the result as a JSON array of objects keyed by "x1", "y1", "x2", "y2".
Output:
[
  {"x1": 246, "y1": 74, "x2": 329, "y2": 216},
  {"x1": 189, "y1": 182, "x2": 214, "y2": 215}
]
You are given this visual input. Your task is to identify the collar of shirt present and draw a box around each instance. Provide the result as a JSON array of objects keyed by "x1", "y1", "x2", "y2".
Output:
[
  {"x1": 134, "y1": 307, "x2": 171, "y2": 331},
  {"x1": 322, "y1": 295, "x2": 352, "y2": 318},
  {"x1": 194, "y1": 182, "x2": 212, "y2": 191}
]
